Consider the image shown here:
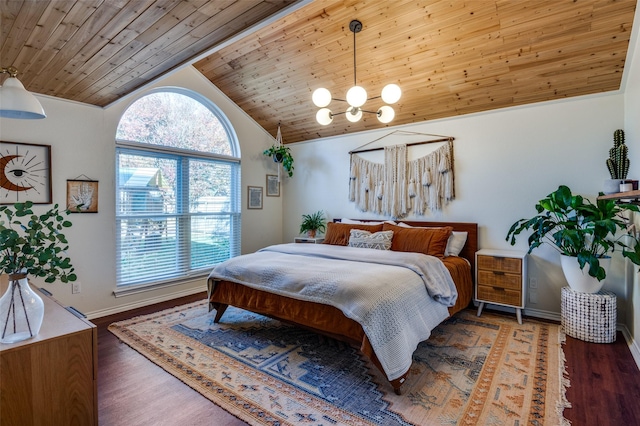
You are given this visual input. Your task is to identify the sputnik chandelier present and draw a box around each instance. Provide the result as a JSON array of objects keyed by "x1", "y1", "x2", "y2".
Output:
[{"x1": 312, "y1": 20, "x2": 401, "y2": 125}]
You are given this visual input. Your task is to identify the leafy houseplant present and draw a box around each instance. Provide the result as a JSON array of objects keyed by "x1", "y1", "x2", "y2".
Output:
[
  {"x1": 263, "y1": 145, "x2": 294, "y2": 177},
  {"x1": 299, "y1": 210, "x2": 326, "y2": 238},
  {"x1": 0, "y1": 202, "x2": 76, "y2": 343},
  {"x1": 506, "y1": 185, "x2": 640, "y2": 286}
]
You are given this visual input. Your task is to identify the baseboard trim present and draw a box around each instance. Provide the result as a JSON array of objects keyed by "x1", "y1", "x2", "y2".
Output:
[
  {"x1": 472, "y1": 302, "x2": 561, "y2": 322},
  {"x1": 86, "y1": 286, "x2": 206, "y2": 320},
  {"x1": 619, "y1": 324, "x2": 640, "y2": 371},
  {"x1": 522, "y1": 307, "x2": 561, "y2": 322}
]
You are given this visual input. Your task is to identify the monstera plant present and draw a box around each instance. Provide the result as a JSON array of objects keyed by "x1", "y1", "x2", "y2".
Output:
[{"x1": 506, "y1": 185, "x2": 640, "y2": 292}]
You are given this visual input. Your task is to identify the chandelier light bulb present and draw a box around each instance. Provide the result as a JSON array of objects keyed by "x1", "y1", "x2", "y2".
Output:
[
  {"x1": 316, "y1": 108, "x2": 334, "y2": 125},
  {"x1": 346, "y1": 86, "x2": 367, "y2": 108},
  {"x1": 312, "y1": 88, "x2": 332, "y2": 107},
  {"x1": 381, "y1": 84, "x2": 402, "y2": 104},
  {"x1": 345, "y1": 106, "x2": 362, "y2": 123},
  {"x1": 377, "y1": 105, "x2": 395, "y2": 123}
]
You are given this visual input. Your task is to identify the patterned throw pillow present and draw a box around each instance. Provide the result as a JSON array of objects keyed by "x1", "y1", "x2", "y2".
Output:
[
  {"x1": 348, "y1": 230, "x2": 394, "y2": 250},
  {"x1": 323, "y1": 222, "x2": 384, "y2": 246}
]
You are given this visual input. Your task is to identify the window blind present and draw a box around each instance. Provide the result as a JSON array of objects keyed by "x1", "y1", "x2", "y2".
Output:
[{"x1": 116, "y1": 148, "x2": 240, "y2": 287}]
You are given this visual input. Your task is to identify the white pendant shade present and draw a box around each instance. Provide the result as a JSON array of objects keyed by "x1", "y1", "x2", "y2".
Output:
[
  {"x1": 381, "y1": 84, "x2": 402, "y2": 104},
  {"x1": 316, "y1": 108, "x2": 333, "y2": 125},
  {"x1": 312, "y1": 88, "x2": 332, "y2": 108},
  {"x1": 377, "y1": 105, "x2": 395, "y2": 123},
  {"x1": 0, "y1": 77, "x2": 46, "y2": 119},
  {"x1": 346, "y1": 86, "x2": 367, "y2": 108},
  {"x1": 345, "y1": 106, "x2": 362, "y2": 122}
]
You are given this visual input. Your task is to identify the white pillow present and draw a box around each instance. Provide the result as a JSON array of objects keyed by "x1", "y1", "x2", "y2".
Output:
[
  {"x1": 348, "y1": 230, "x2": 394, "y2": 250},
  {"x1": 341, "y1": 218, "x2": 396, "y2": 226},
  {"x1": 444, "y1": 231, "x2": 468, "y2": 256},
  {"x1": 341, "y1": 218, "x2": 384, "y2": 225},
  {"x1": 396, "y1": 222, "x2": 467, "y2": 256}
]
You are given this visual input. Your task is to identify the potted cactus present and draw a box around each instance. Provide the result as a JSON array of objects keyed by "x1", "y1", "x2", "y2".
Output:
[{"x1": 604, "y1": 129, "x2": 630, "y2": 194}]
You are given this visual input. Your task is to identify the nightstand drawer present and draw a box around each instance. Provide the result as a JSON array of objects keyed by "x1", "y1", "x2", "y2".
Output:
[
  {"x1": 477, "y1": 285, "x2": 522, "y2": 307},
  {"x1": 477, "y1": 270, "x2": 522, "y2": 290},
  {"x1": 477, "y1": 255, "x2": 522, "y2": 274}
]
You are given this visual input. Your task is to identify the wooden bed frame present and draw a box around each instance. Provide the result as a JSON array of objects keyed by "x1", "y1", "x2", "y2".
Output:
[{"x1": 207, "y1": 221, "x2": 478, "y2": 394}]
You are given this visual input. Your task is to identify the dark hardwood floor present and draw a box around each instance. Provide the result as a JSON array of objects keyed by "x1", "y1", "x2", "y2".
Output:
[
  {"x1": 94, "y1": 294, "x2": 640, "y2": 425},
  {"x1": 94, "y1": 292, "x2": 248, "y2": 426}
]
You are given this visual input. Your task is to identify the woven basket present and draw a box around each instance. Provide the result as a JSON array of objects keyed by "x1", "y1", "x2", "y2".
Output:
[{"x1": 561, "y1": 286, "x2": 616, "y2": 343}]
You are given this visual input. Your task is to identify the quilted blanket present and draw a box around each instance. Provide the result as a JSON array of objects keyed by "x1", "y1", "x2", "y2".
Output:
[{"x1": 208, "y1": 243, "x2": 457, "y2": 381}]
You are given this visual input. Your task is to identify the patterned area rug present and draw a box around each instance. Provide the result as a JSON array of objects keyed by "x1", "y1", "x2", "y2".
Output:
[{"x1": 108, "y1": 302, "x2": 570, "y2": 425}]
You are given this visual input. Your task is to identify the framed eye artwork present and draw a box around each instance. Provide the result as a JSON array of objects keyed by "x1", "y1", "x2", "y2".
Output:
[{"x1": 0, "y1": 141, "x2": 52, "y2": 204}]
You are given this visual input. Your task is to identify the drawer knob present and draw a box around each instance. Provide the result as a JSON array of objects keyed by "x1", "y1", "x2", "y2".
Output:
[
  {"x1": 493, "y1": 271, "x2": 505, "y2": 276},
  {"x1": 492, "y1": 287, "x2": 505, "y2": 291}
]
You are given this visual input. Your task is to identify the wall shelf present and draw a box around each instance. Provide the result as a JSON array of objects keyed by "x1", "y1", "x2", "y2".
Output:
[{"x1": 597, "y1": 190, "x2": 640, "y2": 203}]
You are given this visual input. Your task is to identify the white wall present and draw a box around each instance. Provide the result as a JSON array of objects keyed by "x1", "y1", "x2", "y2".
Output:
[
  {"x1": 284, "y1": 93, "x2": 626, "y2": 319},
  {"x1": 624, "y1": 4, "x2": 640, "y2": 347},
  {"x1": 0, "y1": 66, "x2": 284, "y2": 317}
]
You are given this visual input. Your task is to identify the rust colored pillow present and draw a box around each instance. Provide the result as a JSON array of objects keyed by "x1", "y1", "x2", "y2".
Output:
[
  {"x1": 382, "y1": 222, "x2": 452, "y2": 258},
  {"x1": 323, "y1": 222, "x2": 384, "y2": 246}
]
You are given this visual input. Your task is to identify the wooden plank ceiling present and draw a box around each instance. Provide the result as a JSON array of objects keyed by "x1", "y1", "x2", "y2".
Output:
[
  {"x1": 0, "y1": 0, "x2": 298, "y2": 106},
  {"x1": 1, "y1": 1, "x2": 636, "y2": 144}
]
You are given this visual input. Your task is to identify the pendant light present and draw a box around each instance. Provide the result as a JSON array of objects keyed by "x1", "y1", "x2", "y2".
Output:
[
  {"x1": 312, "y1": 20, "x2": 401, "y2": 125},
  {"x1": 0, "y1": 67, "x2": 46, "y2": 119}
]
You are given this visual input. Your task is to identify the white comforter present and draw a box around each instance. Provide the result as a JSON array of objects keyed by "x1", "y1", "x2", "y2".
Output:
[{"x1": 208, "y1": 243, "x2": 457, "y2": 381}]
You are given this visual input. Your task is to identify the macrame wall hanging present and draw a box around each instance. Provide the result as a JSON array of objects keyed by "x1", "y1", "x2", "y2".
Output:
[{"x1": 348, "y1": 131, "x2": 455, "y2": 219}]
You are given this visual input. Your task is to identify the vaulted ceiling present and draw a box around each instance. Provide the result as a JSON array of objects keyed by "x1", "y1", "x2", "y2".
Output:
[{"x1": 1, "y1": 1, "x2": 636, "y2": 143}]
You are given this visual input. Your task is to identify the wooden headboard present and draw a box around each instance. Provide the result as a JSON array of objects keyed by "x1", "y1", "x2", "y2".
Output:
[{"x1": 335, "y1": 219, "x2": 478, "y2": 280}]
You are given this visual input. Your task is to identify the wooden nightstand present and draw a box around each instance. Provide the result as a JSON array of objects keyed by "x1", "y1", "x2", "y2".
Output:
[
  {"x1": 475, "y1": 249, "x2": 528, "y2": 324},
  {"x1": 294, "y1": 237, "x2": 325, "y2": 243}
]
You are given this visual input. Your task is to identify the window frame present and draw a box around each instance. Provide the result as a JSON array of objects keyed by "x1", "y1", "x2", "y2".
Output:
[{"x1": 114, "y1": 88, "x2": 241, "y2": 295}]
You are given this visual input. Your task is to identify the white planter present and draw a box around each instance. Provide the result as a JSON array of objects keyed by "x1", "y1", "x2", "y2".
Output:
[
  {"x1": 560, "y1": 254, "x2": 610, "y2": 293},
  {"x1": 604, "y1": 179, "x2": 622, "y2": 194}
]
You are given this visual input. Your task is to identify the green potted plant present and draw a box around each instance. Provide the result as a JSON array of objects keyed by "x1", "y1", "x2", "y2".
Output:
[
  {"x1": 604, "y1": 129, "x2": 630, "y2": 194},
  {"x1": 299, "y1": 210, "x2": 326, "y2": 238},
  {"x1": 506, "y1": 185, "x2": 640, "y2": 292},
  {"x1": 263, "y1": 145, "x2": 294, "y2": 177},
  {"x1": 0, "y1": 201, "x2": 76, "y2": 343}
]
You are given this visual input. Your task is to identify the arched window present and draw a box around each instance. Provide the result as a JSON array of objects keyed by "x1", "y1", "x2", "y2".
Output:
[{"x1": 115, "y1": 89, "x2": 240, "y2": 289}]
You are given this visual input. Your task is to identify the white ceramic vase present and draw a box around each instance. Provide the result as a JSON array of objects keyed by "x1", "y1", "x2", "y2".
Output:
[
  {"x1": 560, "y1": 254, "x2": 610, "y2": 293},
  {"x1": 0, "y1": 275, "x2": 44, "y2": 343}
]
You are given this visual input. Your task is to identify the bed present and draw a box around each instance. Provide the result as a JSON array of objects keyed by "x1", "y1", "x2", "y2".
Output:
[{"x1": 206, "y1": 220, "x2": 478, "y2": 394}]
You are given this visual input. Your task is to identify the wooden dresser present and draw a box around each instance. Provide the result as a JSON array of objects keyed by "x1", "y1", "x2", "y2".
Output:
[
  {"x1": 475, "y1": 249, "x2": 528, "y2": 324},
  {"x1": 0, "y1": 283, "x2": 97, "y2": 425}
]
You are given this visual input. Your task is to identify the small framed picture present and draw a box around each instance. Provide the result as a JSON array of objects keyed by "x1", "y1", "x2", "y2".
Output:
[
  {"x1": 248, "y1": 186, "x2": 263, "y2": 209},
  {"x1": 67, "y1": 180, "x2": 99, "y2": 213},
  {"x1": 266, "y1": 174, "x2": 280, "y2": 197}
]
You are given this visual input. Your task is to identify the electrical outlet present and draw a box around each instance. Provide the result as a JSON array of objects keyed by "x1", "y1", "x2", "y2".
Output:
[
  {"x1": 529, "y1": 277, "x2": 538, "y2": 289},
  {"x1": 72, "y1": 281, "x2": 81, "y2": 294},
  {"x1": 529, "y1": 289, "x2": 538, "y2": 304}
]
